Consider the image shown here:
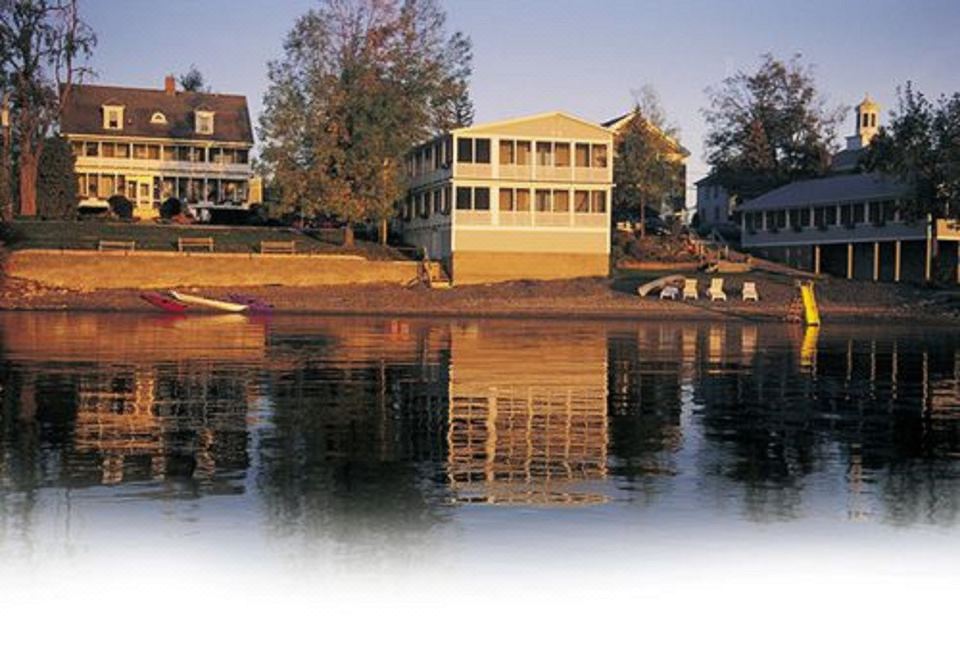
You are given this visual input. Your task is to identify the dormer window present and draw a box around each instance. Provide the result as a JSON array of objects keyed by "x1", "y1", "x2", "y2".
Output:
[
  {"x1": 103, "y1": 105, "x2": 124, "y2": 130},
  {"x1": 195, "y1": 111, "x2": 215, "y2": 135},
  {"x1": 150, "y1": 112, "x2": 167, "y2": 124}
]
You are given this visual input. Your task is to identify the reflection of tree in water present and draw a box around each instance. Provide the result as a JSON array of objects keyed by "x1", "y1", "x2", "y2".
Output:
[
  {"x1": 693, "y1": 328, "x2": 960, "y2": 524},
  {"x1": 694, "y1": 342, "x2": 825, "y2": 522},
  {"x1": 0, "y1": 365, "x2": 79, "y2": 552},
  {"x1": 606, "y1": 330, "x2": 683, "y2": 504},
  {"x1": 257, "y1": 327, "x2": 452, "y2": 557}
]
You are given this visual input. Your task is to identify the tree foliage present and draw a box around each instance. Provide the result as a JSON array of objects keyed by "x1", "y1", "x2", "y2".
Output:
[
  {"x1": 160, "y1": 196, "x2": 182, "y2": 219},
  {"x1": 613, "y1": 86, "x2": 684, "y2": 231},
  {"x1": 179, "y1": 64, "x2": 207, "y2": 92},
  {"x1": 0, "y1": 0, "x2": 95, "y2": 217},
  {"x1": 863, "y1": 82, "x2": 960, "y2": 219},
  {"x1": 259, "y1": 0, "x2": 474, "y2": 241},
  {"x1": 36, "y1": 133, "x2": 74, "y2": 219},
  {"x1": 107, "y1": 194, "x2": 132, "y2": 220},
  {"x1": 703, "y1": 54, "x2": 845, "y2": 199}
]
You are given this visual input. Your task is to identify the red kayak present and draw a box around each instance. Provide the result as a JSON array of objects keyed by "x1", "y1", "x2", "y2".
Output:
[
  {"x1": 228, "y1": 293, "x2": 274, "y2": 314},
  {"x1": 141, "y1": 292, "x2": 189, "y2": 313}
]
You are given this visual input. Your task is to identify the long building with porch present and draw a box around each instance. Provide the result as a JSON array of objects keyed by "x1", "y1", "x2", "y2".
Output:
[
  {"x1": 61, "y1": 76, "x2": 259, "y2": 220},
  {"x1": 401, "y1": 111, "x2": 613, "y2": 285},
  {"x1": 740, "y1": 173, "x2": 960, "y2": 284},
  {"x1": 739, "y1": 96, "x2": 960, "y2": 284}
]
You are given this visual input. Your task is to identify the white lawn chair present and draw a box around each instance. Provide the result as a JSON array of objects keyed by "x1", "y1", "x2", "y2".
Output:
[
  {"x1": 708, "y1": 278, "x2": 727, "y2": 302},
  {"x1": 742, "y1": 281, "x2": 759, "y2": 302},
  {"x1": 682, "y1": 279, "x2": 699, "y2": 301},
  {"x1": 660, "y1": 286, "x2": 679, "y2": 300}
]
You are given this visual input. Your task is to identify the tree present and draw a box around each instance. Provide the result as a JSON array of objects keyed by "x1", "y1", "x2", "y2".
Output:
[
  {"x1": 613, "y1": 87, "x2": 684, "y2": 237},
  {"x1": 179, "y1": 64, "x2": 207, "y2": 93},
  {"x1": 259, "y1": 0, "x2": 474, "y2": 245},
  {"x1": 0, "y1": 0, "x2": 95, "y2": 217},
  {"x1": 863, "y1": 83, "x2": 960, "y2": 219},
  {"x1": 702, "y1": 53, "x2": 845, "y2": 199},
  {"x1": 160, "y1": 196, "x2": 181, "y2": 220},
  {"x1": 107, "y1": 193, "x2": 132, "y2": 220},
  {"x1": 36, "y1": 133, "x2": 74, "y2": 219}
]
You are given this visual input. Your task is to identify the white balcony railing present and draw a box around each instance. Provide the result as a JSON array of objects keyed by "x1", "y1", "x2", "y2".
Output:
[
  {"x1": 75, "y1": 156, "x2": 252, "y2": 177},
  {"x1": 456, "y1": 211, "x2": 608, "y2": 230},
  {"x1": 457, "y1": 210, "x2": 493, "y2": 226},
  {"x1": 573, "y1": 213, "x2": 607, "y2": 229},
  {"x1": 454, "y1": 163, "x2": 493, "y2": 179},
  {"x1": 573, "y1": 167, "x2": 610, "y2": 183},
  {"x1": 499, "y1": 211, "x2": 534, "y2": 227}
]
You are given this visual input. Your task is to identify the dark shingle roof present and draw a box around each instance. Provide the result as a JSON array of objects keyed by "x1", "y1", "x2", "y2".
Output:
[
  {"x1": 830, "y1": 147, "x2": 866, "y2": 172},
  {"x1": 601, "y1": 113, "x2": 631, "y2": 129},
  {"x1": 695, "y1": 173, "x2": 722, "y2": 186},
  {"x1": 61, "y1": 84, "x2": 253, "y2": 143},
  {"x1": 737, "y1": 173, "x2": 910, "y2": 211}
]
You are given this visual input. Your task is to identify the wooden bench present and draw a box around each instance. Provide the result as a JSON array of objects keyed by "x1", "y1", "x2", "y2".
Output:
[
  {"x1": 98, "y1": 240, "x2": 136, "y2": 252},
  {"x1": 260, "y1": 240, "x2": 296, "y2": 255},
  {"x1": 178, "y1": 237, "x2": 214, "y2": 252}
]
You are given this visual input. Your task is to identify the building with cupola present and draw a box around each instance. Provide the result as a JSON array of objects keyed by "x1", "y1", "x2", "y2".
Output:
[
  {"x1": 61, "y1": 76, "x2": 260, "y2": 220},
  {"x1": 831, "y1": 94, "x2": 881, "y2": 172},
  {"x1": 738, "y1": 95, "x2": 960, "y2": 284}
]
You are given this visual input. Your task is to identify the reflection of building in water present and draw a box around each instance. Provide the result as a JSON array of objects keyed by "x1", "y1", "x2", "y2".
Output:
[
  {"x1": 691, "y1": 326, "x2": 960, "y2": 524},
  {"x1": 606, "y1": 326, "x2": 685, "y2": 478},
  {"x1": 265, "y1": 319, "x2": 451, "y2": 464},
  {"x1": 74, "y1": 368, "x2": 164, "y2": 484},
  {"x1": 0, "y1": 314, "x2": 266, "y2": 487},
  {"x1": 446, "y1": 324, "x2": 609, "y2": 506},
  {"x1": 69, "y1": 365, "x2": 254, "y2": 485}
]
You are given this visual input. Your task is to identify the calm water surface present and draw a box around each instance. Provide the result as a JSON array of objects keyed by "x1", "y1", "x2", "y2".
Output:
[{"x1": 1, "y1": 312, "x2": 959, "y2": 570}]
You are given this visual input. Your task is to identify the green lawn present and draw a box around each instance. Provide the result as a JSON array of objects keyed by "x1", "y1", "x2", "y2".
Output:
[{"x1": 0, "y1": 220, "x2": 410, "y2": 260}]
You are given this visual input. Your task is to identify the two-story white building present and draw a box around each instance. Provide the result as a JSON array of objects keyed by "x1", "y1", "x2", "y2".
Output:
[
  {"x1": 401, "y1": 112, "x2": 614, "y2": 285},
  {"x1": 61, "y1": 76, "x2": 259, "y2": 220}
]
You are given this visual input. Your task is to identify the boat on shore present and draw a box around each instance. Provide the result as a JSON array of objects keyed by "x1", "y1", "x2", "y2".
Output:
[
  {"x1": 637, "y1": 274, "x2": 686, "y2": 298},
  {"x1": 169, "y1": 290, "x2": 248, "y2": 313},
  {"x1": 228, "y1": 293, "x2": 273, "y2": 314},
  {"x1": 141, "y1": 292, "x2": 189, "y2": 313}
]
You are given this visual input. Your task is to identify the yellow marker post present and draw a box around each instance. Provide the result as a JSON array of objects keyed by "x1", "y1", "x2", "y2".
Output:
[
  {"x1": 799, "y1": 324, "x2": 821, "y2": 371},
  {"x1": 799, "y1": 280, "x2": 821, "y2": 326}
]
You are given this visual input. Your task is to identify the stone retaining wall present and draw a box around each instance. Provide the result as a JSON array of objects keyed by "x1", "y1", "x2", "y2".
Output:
[{"x1": 3, "y1": 249, "x2": 422, "y2": 290}]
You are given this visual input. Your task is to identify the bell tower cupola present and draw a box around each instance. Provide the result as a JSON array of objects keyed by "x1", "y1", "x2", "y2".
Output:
[{"x1": 847, "y1": 94, "x2": 880, "y2": 149}]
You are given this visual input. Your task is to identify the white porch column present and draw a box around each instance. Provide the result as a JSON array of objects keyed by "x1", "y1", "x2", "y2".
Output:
[
  {"x1": 814, "y1": 245, "x2": 821, "y2": 275},
  {"x1": 873, "y1": 242, "x2": 880, "y2": 282},
  {"x1": 847, "y1": 243, "x2": 854, "y2": 280}
]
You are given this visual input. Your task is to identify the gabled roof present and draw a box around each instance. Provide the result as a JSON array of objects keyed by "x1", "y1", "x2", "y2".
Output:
[
  {"x1": 455, "y1": 111, "x2": 615, "y2": 139},
  {"x1": 61, "y1": 84, "x2": 253, "y2": 143},
  {"x1": 737, "y1": 173, "x2": 910, "y2": 212},
  {"x1": 695, "y1": 173, "x2": 722, "y2": 186},
  {"x1": 602, "y1": 110, "x2": 690, "y2": 158}
]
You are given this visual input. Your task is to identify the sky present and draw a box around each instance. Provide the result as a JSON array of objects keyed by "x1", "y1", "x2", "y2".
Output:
[{"x1": 83, "y1": 0, "x2": 960, "y2": 204}]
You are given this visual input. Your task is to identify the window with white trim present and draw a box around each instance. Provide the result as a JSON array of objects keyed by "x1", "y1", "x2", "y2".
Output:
[
  {"x1": 103, "y1": 105, "x2": 124, "y2": 130},
  {"x1": 195, "y1": 111, "x2": 215, "y2": 135},
  {"x1": 151, "y1": 112, "x2": 167, "y2": 124}
]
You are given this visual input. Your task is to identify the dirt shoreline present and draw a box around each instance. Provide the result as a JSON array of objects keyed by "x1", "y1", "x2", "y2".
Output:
[{"x1": 2, "y1": 273, "x2": 959, "y2": 325}]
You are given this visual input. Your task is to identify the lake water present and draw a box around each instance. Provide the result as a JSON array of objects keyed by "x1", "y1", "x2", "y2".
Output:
[{"x1": 1, "y1": 311, "x2": 959, "y2": 574}]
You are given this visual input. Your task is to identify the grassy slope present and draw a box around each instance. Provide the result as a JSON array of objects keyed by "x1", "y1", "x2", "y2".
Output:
[{"x1": 0, "y1": 220, "x2": 409, "y2": 260}]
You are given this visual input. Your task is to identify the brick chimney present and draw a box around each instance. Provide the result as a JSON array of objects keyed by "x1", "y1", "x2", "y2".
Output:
[{"x1": 164, "y1": 75, "x2": 176, "y2": 95}]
